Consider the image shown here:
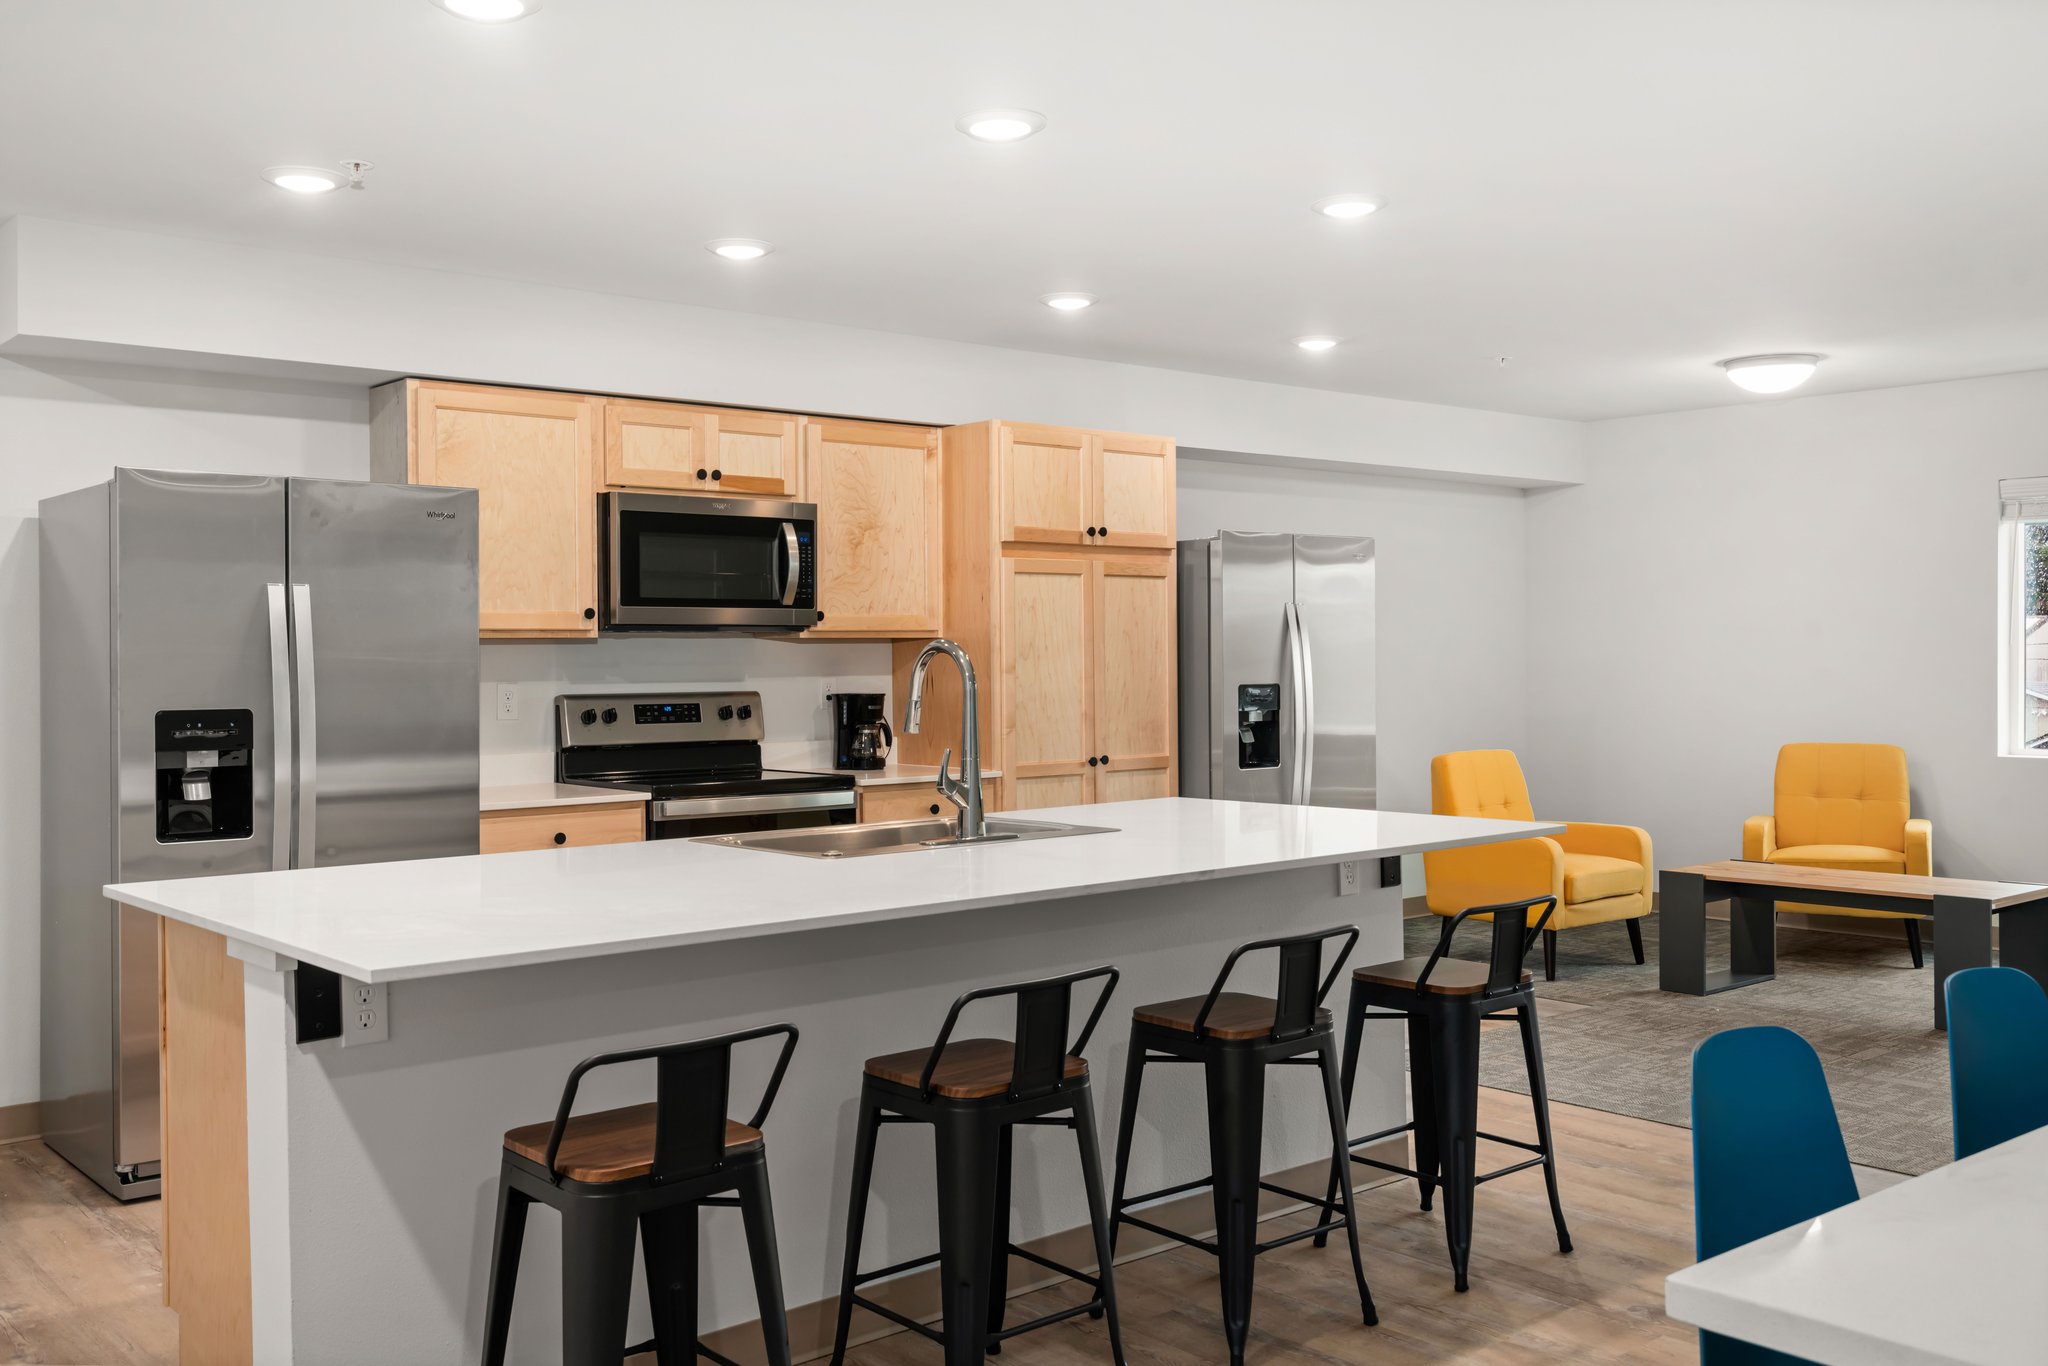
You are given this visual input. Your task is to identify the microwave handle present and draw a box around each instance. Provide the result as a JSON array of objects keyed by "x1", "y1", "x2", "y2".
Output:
[{"x1": 780, "y1": 522, "x2": 800, "y2": 606}]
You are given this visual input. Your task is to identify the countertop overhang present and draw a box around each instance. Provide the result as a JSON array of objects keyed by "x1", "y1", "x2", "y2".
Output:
[{"x1": 108, "y1": 798, "x2": 1562, "y2": 984}]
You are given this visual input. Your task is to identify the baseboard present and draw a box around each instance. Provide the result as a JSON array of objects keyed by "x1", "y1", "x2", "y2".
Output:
[
  {"x1": 0, "y1": 1100, "x2": 40, "y2": 1146},
  {"x1": 690, "y1": 1135, "x2": 1410, "y2": 1366}
]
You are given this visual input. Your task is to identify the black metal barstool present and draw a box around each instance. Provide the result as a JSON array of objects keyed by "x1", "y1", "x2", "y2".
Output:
[
  {"x1": 1109, "y1": 926, "x2": 1377, "y2": 1366},
  {"x1": 829, "y1": 966, "x2": 1127, "y2": 1366},
  {"x1": 1316, "y1": 894, "x2": 1572, "y2": 1291},
  {"x1": 482, "y1": 1023, "x2": 799, "y2": 1366}
]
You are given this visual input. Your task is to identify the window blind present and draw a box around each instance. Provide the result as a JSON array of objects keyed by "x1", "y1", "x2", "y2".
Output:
[{"x1": 2000, "y1": 476, "x2": 2048, "y2": 522}]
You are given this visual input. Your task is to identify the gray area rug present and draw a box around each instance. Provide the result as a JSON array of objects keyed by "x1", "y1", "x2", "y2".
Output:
[{"x1": 1400, "y1": 914, "x2": 1951, "y2": 1175}]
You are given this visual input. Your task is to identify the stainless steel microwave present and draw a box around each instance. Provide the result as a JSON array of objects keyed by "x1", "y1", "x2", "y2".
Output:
[{"x1": 602, "y1": 492, "x2": 820, "y2": 632}]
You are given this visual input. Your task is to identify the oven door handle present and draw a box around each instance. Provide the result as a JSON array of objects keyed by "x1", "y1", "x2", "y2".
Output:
[
  {"x1": 654, "y1": 790, "x2": 856, "y2": 821},
  {"x1": 779, "y1": 521, "x2": 801, "y2": 607}
]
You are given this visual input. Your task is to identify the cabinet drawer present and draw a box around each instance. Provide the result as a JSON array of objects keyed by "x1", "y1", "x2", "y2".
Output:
[
  {"x1": 858, "y1": 787, "x2": 949, "y2": 825},
  {"x1": 479, "y1": 802, "x2": 646, "y2": 854}
]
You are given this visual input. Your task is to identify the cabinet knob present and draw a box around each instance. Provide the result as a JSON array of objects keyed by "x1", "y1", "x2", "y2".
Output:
[
  {"x1": 1086, "y1": 526, "x2": 1097, "y2": 537},
  {"x1": 929, "y1": 803, "x2": 941, "y2": 815},
  {"x1": 1098, "y1": 527, "x2": 1108, "y2": 538},
  {"x1": 583, "y1": 608, "x2": 596, "y2": 620},
  {"x1": 710, "y1": 469, "x2": 722, "y2": 481},
  {"x1": 1101, "y1": 754, "x2": 1111, "y2": 765},
  {"x1": 552, "y1": 832, "x2": 567, "y2": 845},
  {"x1": 696, "y1": 468, "x2": 709, "y2": 480},
  {"x1": 1087, "y1": 756, "x2": 1099, "y2": 767}
]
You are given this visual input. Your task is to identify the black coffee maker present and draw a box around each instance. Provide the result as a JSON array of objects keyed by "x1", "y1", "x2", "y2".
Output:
[{"x1": 828, "y1": 692, "x2": 893, "y2": 771}]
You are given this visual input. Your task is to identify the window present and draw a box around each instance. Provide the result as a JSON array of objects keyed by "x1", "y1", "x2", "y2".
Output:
[{"x1": 2000, "y1": 477, "x2": 2048, "y2": 755}]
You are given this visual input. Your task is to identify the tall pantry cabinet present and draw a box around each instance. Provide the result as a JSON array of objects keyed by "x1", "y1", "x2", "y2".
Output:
[{"x1": 892, "y1": 421, "x2": 1178, "y2": 811}]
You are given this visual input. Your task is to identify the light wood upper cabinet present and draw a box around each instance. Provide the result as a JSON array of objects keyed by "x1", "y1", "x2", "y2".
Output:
[
  {"x1": 805, "y1": 420, "x2": 942, "y2": 637},
  {"x1": 1092, "y1": 559, "x2": 1177, "y2": 802},
  {"x1": 998, "y1": 424, "x2": 1092, "y2": 547},
  {"x1": 602, "y1": 399, "x2": 801, "y2": 497},
  {"x1": 378, "y1": 380, "x2": 601, "y2": 638},
  {"x1": 1093, "y1": 431, "x2": 1176, "y2": 549}
]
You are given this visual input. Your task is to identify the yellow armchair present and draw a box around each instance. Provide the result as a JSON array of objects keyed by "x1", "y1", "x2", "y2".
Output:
[
  {"x1": 1422, "y1": 750, "x2": 1654, "y2": 980},
  {"x1": 1745, "y1": 743, "x2": 1932, "y2": 965}
]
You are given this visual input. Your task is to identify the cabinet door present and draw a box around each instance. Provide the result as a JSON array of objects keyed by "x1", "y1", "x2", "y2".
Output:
[
  {"x1": 859, "y1": 787, "x2": 948, "y2": 825},
  {"x1": 998, "y1": 424, "x2": 1091, "y2": 548},
  {"x1": 414, "y1": 384, "x2": 599, "y2": 636},
  {"x1": 478, "y1": 803, "x2": 646, "y2": 854},
  {"x1": 805, "y1": 420, "x2": 942, "y2": 636},
  {"x1": 1092, "y1": 558, "x2": 1177, "y2": 802},
  {"x1": 1091, "y1": 431, "x2": 1176, "y2": 550},
  {"x1": 1000, "y1": 556, "x2": 1095, "y2": 810},
  {"x1": 603, "y1": 399, "x2": 709, "y2": 491},
  {"x1": 707, "y1": 408, "x2": 802, "y2": 496}
]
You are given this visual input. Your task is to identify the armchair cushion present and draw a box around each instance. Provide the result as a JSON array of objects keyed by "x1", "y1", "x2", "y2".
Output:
[
  {"x1": 1768, "y1": 844, "x2": 1907, "y2": 874},
  {"x1": 1562, "y1": 853, "x2": 1647, "y2": 903}
]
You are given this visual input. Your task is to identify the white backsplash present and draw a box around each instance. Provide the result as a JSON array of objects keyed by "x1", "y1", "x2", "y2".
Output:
[{"x1": 480, "y1": 635, "x2": 894, "y2": 785}]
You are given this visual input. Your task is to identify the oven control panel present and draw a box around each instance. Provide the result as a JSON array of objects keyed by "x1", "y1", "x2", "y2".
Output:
[{"x1": 557, "y1": 691, "x2": 764, "y2": 746}]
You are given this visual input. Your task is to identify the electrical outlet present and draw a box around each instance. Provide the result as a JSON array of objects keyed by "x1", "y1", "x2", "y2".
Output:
[
  {"x1": 339, "y1": 977, "x2": 388, "y2": 1047},
  {"x1": 1336, "y1": 860, "x2": 1361, "y2": 897},
  {"x1": 496, "y1": 684, "x2": 519, "y2": 720}
]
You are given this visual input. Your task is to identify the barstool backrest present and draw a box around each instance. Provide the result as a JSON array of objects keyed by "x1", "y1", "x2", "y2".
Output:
[
  {"x1": 1419, "y1": 896, "x2": 1557, "y2": 997},
  {"x1": 540, "y1": 1022, "x2": 799, "y2": 1185},
  {"x1": 1195, "y1": 924, "x2": 1361, "y2": 1042},
  {"x1": 921, "y1": 965, "x2": 1121, "y2": 1102}
]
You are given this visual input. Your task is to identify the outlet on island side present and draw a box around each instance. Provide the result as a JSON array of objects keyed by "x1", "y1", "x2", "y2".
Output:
[
  {"x1": 339, "y1": 977, "x2": 389, "y2": 1047},
  {"x1": 1337, "y1": 860, "x2": 1361, "y2": 896}
]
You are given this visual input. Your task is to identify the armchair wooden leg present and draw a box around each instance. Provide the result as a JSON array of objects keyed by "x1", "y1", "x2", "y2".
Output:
[
  {"x1": 1542, "y1": 929, "x2": 1558, "y2": 982},
  {"x1": 1625, "y1": 918, "x2": 1645, "y2": 966},
  {"x1": 1904, "y1": 919, "x2": 1925, "y2": 970}
]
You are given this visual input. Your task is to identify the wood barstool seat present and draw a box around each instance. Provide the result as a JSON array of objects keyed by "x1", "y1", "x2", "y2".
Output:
[
  {"x1": 1132, "y1": 991, "x2": 1333, "y2": 1040},
  {"x1": 1349, "y1": 957, "x2": 1532, "y2": 997},
  {"x1": 503, "y1": 1105, "x2": 763, "y2": 1183},
  {"x1": 863, "y1": 1039, "x2": 1088, "y2": 1099}
]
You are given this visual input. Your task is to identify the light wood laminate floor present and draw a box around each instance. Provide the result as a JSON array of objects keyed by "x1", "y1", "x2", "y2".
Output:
[{"x1": 1, "y1": 1089, "x2": 1699, "y2": 1365}]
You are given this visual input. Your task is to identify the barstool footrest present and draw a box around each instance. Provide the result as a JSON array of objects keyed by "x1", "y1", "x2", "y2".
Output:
[
  {"x1": 847, "y1": 1293, "x2": 946, "y2": 1343},
  {"x1": 1256, "y1": 1179, "x2": 1339, "y2": 1210},
  {"x1": 1473, "y1": 1154, "x2": 1548, "y2": 1185},
  {"x1": 852, "y1": 1251, "x2": 941, "y2": 1286},
  {"x1": 1474, "y1": 1128, "x2": 1545, "y2": 1156},
  {"x1": 1006, "y1": 1243, "x2": 1102, "y2": 1290},
  {"x1": 1113, "y1": 1173, "x2": 1216, "y2": 1211},
  {"x1": 618, "y1": 1338, "x2": 745, "y2": 1366},
  {"x1": 991, "y1": 1296, "x2": 1105, "y2": 1342},
  {"x1": 1113, "y1": 1211, "x2": 1219, "y2": 1256},
  {"x1": 1255, "y1": 1217, "x2": 1351, "y2": 1255}
]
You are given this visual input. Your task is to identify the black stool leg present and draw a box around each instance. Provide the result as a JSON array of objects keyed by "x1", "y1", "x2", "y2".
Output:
[
  {"x1": 1314, "y1": 1033, "x2": 1378, "y2": 1327},
  {"x1": 1516, "y1": 1003, "x2": 1572, "y2": 1255},
  {"x1": 640, "y1": 1202, "x2": 699, "y2": 1364},
  {"x1": 1314, "y1": 980, "x2": 1368, "y2": 1250},
  {"x1": 480, "y1": 1175, "x2": 529, "y2": 1366},
  {"x1": 1408, "y1": 1012, "x2": 1440, "y2": 1213},
  {"x1": 559, "y1": 1200, "x2": 638, "y2": 1366},
  {"x1": 1107, "y1": 1043, "x2": 1147, "y2": 1256},
  {"x1": 1204, "y1": 1047, "x2": 1266, "y2": 1366},
  {"x1": 984, "y1": 1124, "x2": 1014, "y2": 1352},
  {"x1": 1429, "y1": 1001, "x2": 1483, "y2": 1292},
  {"x1": 933, "y1": 1107, "x2": 1004, "y2": 1366},
  {"x1": 734, "y1": 1158, "x2": 795, "y2": 1366},
  {"x1": 1071, "y1": 1089, "x2": 1130, "y2": 1365},
  {"x1": 829, "y1": 1089, "x2": 885, "y2": 1366},
  {"x1": 1542, "y1": 929, "x2": 1558, "y2": 982}
]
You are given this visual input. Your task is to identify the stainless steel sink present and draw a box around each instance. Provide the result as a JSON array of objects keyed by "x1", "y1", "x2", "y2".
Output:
[{"x1": 695, "y1": 815, "x2": 1116, "y2": 859}]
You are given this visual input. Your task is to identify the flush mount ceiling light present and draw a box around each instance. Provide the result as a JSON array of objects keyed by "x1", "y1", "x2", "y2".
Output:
[
  {"x1": 706, "y1": 239, "x2": 774, "y2": 261},
  {"x1": 1295, "y1": 335, "x2": 1342, "y2": 352},
  {"x1": 1314, "y1": 195, "x2": 1380, "y2": 220},
  {"x1": 957, "y1": 109, "x2": 1047, "y2": 143},
  {"x1": 1041, "y1": 292, "x2": 1097, "y2": 312},
  {"x1": 262, "y1": 165, "x2": 347, "y2": 194},
  {"x1": 432, "y1": 0, "x2": 541, "y2": 20},
  {"x1": 1719, "y1": 353, "x2": 1821, "y2": 394}
]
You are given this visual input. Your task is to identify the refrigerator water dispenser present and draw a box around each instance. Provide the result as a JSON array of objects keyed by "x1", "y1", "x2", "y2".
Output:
[
  {"x1": 1236, "y1": 683, "x2": 1281, "y2": 769},
  {"x1": 154, "y1": 709, "x2": 253, "y2": 842}
]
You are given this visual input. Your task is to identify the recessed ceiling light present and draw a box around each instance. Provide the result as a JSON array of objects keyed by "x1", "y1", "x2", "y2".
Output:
[
  {"x1": 1295, "y1": 336, "x2": 1342, "y2": 352},
  {"x1": 262, "y1": 166, "x2": 346, "y2": 195},
  {"x1": 1719, "y1": 353, "x2": 1821, "y2": 394},
  {"x1": 957, "y1": 109, "x2": 1047, "y2": 143},
  {"x1": 432, "y1": 0, "x2": 540, "y2": 20},
  {"x1": 1314, "y1": 195, "x2": 1380, "y2": 220},
  {"x1": 1041, "y1": 293, "x2": 1097, "y2": 312},
  {"x1": 706, "y1": 239, "x2": 774, "y2": 261}
]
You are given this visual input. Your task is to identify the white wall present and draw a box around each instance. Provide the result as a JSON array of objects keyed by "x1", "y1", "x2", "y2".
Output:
[{"x1": 1525, "y1": 368, "x2": 2048, "y2": 881}]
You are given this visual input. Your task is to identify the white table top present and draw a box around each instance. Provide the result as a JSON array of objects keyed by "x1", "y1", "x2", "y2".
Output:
[
  {"x1": 108, "y1": 798, "x2": 1559, "y2": 984},
  {"x1": 1665, "y1": 1126, "x2": 2048, "y2": 1365},
  {"x1": 478, "y1": 782, "x2": 651, "y2": 812}
]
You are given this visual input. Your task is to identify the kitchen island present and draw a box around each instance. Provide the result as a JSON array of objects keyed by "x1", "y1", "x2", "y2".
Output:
[{"x1": 113, "y1": 797, "x2": 1560, "y2": 1366}]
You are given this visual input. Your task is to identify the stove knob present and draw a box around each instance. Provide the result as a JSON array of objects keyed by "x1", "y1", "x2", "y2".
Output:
[
  {"x1": 718, "y1": 705, "x2": 736, "y2": 721},
  {"x1": 579, "y1": 708, "x2": 598, "y2": 727},
  {"x1": 736, "y1": 704, "x2": 753, "y2": 720},
  {"x1": 601, "y1": 708, "x2": 619, "y2": 724}
]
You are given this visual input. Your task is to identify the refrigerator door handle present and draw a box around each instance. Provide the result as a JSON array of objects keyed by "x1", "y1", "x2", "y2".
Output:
[
  {"x1": 1283, "y1": 601, "x2": 1308, "y2": 804},
  {"x1": 266, "y1": 582, "x2": 294, "y2": 872},
  {"x1": 290, "y1": 583, "x2": 317, "y2": 869},
  {"x1": 1296, "y1": 601, "x2": 1316, "y2": 805}
]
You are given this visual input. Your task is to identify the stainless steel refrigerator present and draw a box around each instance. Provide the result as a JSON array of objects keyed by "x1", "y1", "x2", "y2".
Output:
[
  {"x1": 40, "y1": 469, "x2": 480, "y2": 1200},
  {"x1": 1177, "y1": 531, "x2": 1377, "y2": 808}
]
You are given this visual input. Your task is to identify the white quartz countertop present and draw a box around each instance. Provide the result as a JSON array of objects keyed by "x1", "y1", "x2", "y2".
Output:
[
  {"x1": 479, "y1": 783, "x2": 649, "y2": 812},
  {"x1": 1665, "y1": 1125, "x2": 2048, "y2": 1365},
  {"x1": 108, "y1": 799, "x2": 1561, "y2": 984}
]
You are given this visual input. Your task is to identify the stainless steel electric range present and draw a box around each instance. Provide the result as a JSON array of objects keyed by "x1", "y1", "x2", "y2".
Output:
[{"x1": 554, "y1": 691, "x2": 855, "y2": 839}]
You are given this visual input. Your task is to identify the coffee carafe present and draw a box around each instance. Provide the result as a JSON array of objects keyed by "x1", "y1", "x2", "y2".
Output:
[{"x1": 829, "y1": 692, "x2": 893, "y2": 771}]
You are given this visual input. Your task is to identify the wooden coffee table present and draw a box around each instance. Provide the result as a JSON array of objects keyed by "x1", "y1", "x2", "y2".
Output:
[{"x1": 1660, "y1": 860, "x2": 2048, "y2": 1030}]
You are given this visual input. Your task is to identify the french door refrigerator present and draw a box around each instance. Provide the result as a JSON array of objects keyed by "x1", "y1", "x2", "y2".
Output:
[
  {"x1": 1177, "y1": 531, "x2": 1377, "y2": 808},
  {"x1": 39, "y1": 469, "x2": 480, "y2": 1200}
]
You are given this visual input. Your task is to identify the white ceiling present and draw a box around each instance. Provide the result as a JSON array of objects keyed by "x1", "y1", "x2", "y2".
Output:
[{"x1": 4, "y1": 1, "x2": 2047, "y2": 421}]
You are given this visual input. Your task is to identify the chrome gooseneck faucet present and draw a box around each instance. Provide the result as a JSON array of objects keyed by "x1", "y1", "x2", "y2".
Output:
[{"x1": 904, "y1": 637, "x2": 988, "y2": 841}]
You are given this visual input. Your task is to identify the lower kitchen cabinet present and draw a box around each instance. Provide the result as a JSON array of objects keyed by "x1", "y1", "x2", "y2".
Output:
[
  {"x1": 478, "y1": 802, "x2": 645, "y2": 854},
  {"x1": 857, "y1": 786, "x2": 949, "y2": 824}
]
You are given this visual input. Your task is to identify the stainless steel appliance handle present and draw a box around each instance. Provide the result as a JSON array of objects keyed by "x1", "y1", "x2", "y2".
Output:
[
  {"x1": 1296, "y1": 602, "x2": 1316, "y2": 805},
  {"x1": 779, "y1": 522, "x2": 800, "y2": 606},
  {"x1": 290, "y1": 583, "x2": 317, "y2": 869},
  {"x1": 653, "y1": 790, "x2": 856, "y2": 821},
  {"x1": 1283, "y1": 602, "x2": 1308, "y2": 804},
  {"x1": 266, "y1": 583, "x2": 293, "y2": 872}
]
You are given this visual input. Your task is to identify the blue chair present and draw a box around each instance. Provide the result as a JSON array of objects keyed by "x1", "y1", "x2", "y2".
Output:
[
  {"x1": 1946, "y1": 965, "x2": 2048, "y2": 1159},
  {"x1": 1691, "y1": 1027, "x2": 1858, "y2": 1366}
]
